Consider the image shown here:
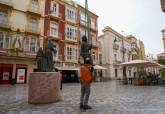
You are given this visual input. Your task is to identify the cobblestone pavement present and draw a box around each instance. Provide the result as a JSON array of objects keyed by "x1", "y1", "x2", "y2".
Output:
[{"x1": 1, "y1": 81, "x2": 165, "y2": 114}]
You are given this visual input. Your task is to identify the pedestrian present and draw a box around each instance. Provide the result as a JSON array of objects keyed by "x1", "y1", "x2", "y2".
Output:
[
  {"x1": 79, "y1": 58, "x2": 93, "y2": 110},
  {"x1": 60, "y1": 71, "x2": 63, "y2": 90}
]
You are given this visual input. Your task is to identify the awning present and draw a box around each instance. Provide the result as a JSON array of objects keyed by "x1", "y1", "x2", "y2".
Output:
[
  {"x1": 121, "y1": 59, "x2": 165, "y2": 68},
  {"x1": 55, "y1": 67, "x2": 80, "y2": 71},
  {"x1": 94, "y1": 65, "x2": 107, "y2": 70}
]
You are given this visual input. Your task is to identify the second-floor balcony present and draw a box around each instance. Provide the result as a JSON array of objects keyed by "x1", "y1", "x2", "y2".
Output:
[
  {"x1": 113, "y1": 60, "x2": 122, "y2": 65},
  {"x1": 25, "y1": 27, "x2": 40, "y2": 36},
  {"x1": 49, "y1": 33, "x2": 62, "y2": 40},
  {"x1": 0, "y1": 0, "x2": 13, "y2": 9},
  {"x1": 26, "y1": 5, "x2": 41, "y2": 17},
  {"x1": 64, "y1": 55, "x2": 78, "y2": 62},
  {"x1": 161, "y1": 0, "x2": 165, "y2": 12},
  {"x1": 50, "y1": 12, "x2": 62, "y2": 21},
  {"x1": 0, "y1": 19, "x2": 11, "y2": 30}
]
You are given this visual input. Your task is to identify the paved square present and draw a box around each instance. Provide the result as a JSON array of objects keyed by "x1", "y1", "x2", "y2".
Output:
[{"x1": 1, "y1": 81, "x2": 165, "y2": 114}]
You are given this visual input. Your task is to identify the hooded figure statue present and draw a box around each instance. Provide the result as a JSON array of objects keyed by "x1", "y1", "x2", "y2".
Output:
[{"x1": 80, "y1": 35, "x2": 93, "y2": 65}]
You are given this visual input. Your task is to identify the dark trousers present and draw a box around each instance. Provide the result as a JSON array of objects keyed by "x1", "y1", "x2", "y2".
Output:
[{"x1": 80, "y1": 83, "x2": 91, "y2": 105}]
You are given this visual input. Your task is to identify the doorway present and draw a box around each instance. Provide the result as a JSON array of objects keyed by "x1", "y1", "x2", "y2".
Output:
[{"x1": 0, "y1": 64, "x2": 13, "y2": 84}]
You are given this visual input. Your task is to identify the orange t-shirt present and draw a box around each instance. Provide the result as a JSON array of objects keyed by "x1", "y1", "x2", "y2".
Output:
[{"x1": 80, "y1": 64, "x2": 93, "y2": 84}]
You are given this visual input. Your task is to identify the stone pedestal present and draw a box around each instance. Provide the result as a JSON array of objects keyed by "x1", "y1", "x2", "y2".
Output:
[{"x1": 28, "y1": 72, "x2": 61, "y2": 104}]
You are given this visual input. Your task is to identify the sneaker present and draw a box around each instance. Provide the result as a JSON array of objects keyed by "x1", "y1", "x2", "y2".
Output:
[
  {"x1": 83, "y1": 105, "x2": 92, "y2": 110},
  {"x1": 80, "y1": 104, "x2": 84, "y2": 109}
]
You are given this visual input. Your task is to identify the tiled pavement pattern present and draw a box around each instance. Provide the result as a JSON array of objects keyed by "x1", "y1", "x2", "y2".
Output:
[{"x1": 1, "y1": 81, "x2": 165, "y2": 114}]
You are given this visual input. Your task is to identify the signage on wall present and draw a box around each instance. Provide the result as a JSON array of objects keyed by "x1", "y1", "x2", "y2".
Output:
[
  {"x1": 17, "y1": 69, "x2": 25, "y2": 83},
  {"x1": 3, "y1": 72, "x2": 9, "y2": 80}
]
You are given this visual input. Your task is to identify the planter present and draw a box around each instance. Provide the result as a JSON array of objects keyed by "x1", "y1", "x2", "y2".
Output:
[
  {"x1": 132, "y1": 79, "x2": 144, "y2": 85},
  {"x1": 28, "y1": 72, "x2": 61, "y2": 104}
]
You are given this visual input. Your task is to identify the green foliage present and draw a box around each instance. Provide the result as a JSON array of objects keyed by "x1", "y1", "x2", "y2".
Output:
[
  {"x1": 158, "y1": 59, "x2": 165, "y2": 77},
  {"x1": 158, "y1": 59, "x2": 165, "y2": 65}
]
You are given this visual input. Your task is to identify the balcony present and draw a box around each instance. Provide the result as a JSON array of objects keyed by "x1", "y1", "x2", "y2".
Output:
[
  {"x1": 161, "y1": 0, "x2": 165, "y2": 12},
  {"x1": 0, "y1": 0, "x2": 13, "y2": 9},
  {"x1": 113, "y1": 44, "x2": 119, "y2": 50},
  {"x1": 25, "y1": 27, "x2": 40, "y2": 36},
  {"x1": 49, "y1": 33, "x2": 62, "y2": 41},
  {"x1": 64, "y1": 55, "x2": 78, "y2": 62},
  {"x1": 50, "y1": 12, "x2": 62, "y2": 21},
  {"x1": 26, "y1": 5, "x2": 41, "y2": 17},
  {"x1": 113, "y1": 60, "x2": 122, "y2": 65},
  {"x1": 0, "y1": 20, "x2": 11, "y2": 31}
]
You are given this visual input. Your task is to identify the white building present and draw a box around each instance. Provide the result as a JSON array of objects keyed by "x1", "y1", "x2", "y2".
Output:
[{"x1": 99, "y1": 26, "x2": 132, "y2": 79}]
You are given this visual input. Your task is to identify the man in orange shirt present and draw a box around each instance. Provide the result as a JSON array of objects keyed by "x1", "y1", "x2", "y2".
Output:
[{"x1": 80, "y1": 58, "x2": 93, "y2": 110}]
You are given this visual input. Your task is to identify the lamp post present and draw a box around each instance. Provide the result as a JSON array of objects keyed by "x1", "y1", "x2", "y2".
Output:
[
  {"x1": 121, "y1": 32, "x2": 127, "y2": 84},
  {"x1": 161, "y1": 29, "x2": 165, "y2": 52}
]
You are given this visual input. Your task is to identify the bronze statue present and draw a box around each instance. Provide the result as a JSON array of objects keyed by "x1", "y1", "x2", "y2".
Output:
[
  {"x1": 80, "y1": 35, "x2": 93, "y2": 65},
  {"x1": 36, "y1": 37, "x2": 57, "y2": 72}
]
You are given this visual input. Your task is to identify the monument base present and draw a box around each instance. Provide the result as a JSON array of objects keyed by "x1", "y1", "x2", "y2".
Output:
[{"x1": 28, "y1": 72, "x2": 61, "y2": 104}]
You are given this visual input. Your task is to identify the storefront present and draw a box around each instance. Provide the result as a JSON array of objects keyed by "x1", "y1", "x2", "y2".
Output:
[{"x1": 0, "y1": 56, "x2": 35, "y2": 85}]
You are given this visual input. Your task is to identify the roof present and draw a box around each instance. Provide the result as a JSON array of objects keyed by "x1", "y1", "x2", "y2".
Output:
[{"x1": 157, "y1": 52, "x2": 165, "y2": 57}]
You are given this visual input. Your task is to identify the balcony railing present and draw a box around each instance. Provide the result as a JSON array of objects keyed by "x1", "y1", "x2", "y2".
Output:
[
  {"x1": 64, "y1": 55, "x2": 78, "y2": 62},
  {"x1": 0, "y1": 20, "x2": 10, "y2": 29},
  {"x1": 113, "y1": 44, "x2": 119, "y2": 50},
  {"x1": 25, "y1": 27, "x2": 40, "y2": 35},
  {"x1": 0, "y1": 0, "x2": 13, "y2": 8},
  {"x1": 50, "y1": 12, "x2": 62, "y2": 19},
  {"x1": 113, "y1": 60, "x2": 122, "y2": 64},
  {"x1": 49, "y1": 33, "x2": 62, "y2": 39},
  {"x1": 161, "y1": 0, "x2": 165, "y2": 12}
]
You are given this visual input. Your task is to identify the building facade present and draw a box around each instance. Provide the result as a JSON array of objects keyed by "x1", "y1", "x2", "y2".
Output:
[
  {"x1": 126, "y1": 35, "x2": 146, "y2": 60},
  {"x1": 44, "y1": 0, "x2": 98, "y2": 82},
  {"x1": 0, "y1": 0, "x2": 45, "y2": 84},
  {"x1": 99, "y1": 26, "x2": 132, "y2": 79},
  {"x1": 99, "y1": 26, "x2": 146, "y2": 79}
]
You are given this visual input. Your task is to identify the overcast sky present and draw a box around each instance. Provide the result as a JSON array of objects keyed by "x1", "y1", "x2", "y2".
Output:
[{"x1": 75, "y1": 0, "x2": 165, "y2": 57}]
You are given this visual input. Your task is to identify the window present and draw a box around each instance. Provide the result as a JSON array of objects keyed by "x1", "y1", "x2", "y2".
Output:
[
  {"x1": 0, "y1": 10, "x2": 8, "y2": 24},
  {"x1": 80, "y1": 12, "x2": 87, "y2": 25},
  {"x1": 24, "y1": 37, "x2": 37, "y2": 52},
  {"x1": 114, "y1": 54, "x2": 117, "y2": 61},
  {"x1": 90, "y1": 18, "x2": 95, "y2": 29},
  {"x1": 5, "y1": 34, "x2": 9, "y2": 49},
  {"x1": 24, "y1": 38, "x2": 29, "y2": 51},
  {"x1": 30, "y1": 38, "x2": 37, "y2": 52},
  {"x1": 0, "y1": 32, "x2": 10, "y2": 49},
  {"x1": 115, "y1": 69, "x2": 118, "y2": 78},
  {"x1": 31, "y1": 0, "x2": 38, "y2": 12},
  {"x1": 66, "y1": 8, "x2": 76, "y2": 21},
  {"x1": 91, "y1": 33, "x2": 97, "y2": 45},
  {"x1": 65, "y1": 45, "x2": 78, "y2": 61},
  {"x1": 99, "y1": 54, "x2": 102, "y2": 64},
  {"x1": 53, "y1": 43, "x2": 59, "y2": 60},
  {"x1": 51, "y1": 3, "x2": 58, "y2": 16},
  {"x1": 65, "y1": 25, "x2": 77, "y2": 41},
  {"x1": 0, "y1": 32, "x2": 4, "y2": 48},
  {"x1": 92, "y1": 51, "x2": 96, "y2": 63},
  {"x1": 29, "y1": 18, "x2": 37, "y2": 32},
  {"x1": 50, "y1": 23, "x2": 58, "y2": 37}
]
